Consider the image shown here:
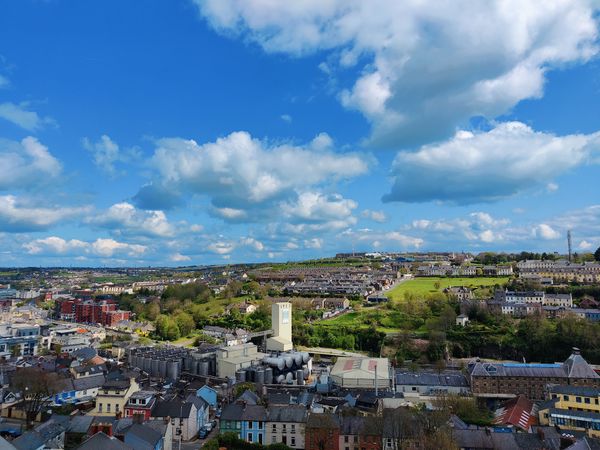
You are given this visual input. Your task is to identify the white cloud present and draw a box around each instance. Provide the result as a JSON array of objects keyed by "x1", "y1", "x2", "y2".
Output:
[
  {"x1": 546, "y1": 182, "x2": 559, "y2": 192},
  {"x1": 361, "y1": 209, "x2": 387, "y2": 223},
  {"x1": 196, "y1": 0, "x2": 598, "y2": 147},
  {"x1": 207, "y1": 241, "x2": 236, "y2": 255},
  {"x1": 83, "y1": 135, "x2": 121, "y2": 176},
  {"x1": 343, "y1": 229, "x2": 424, "y2": 249},
  {"x1": 0, "y1": 195, "x2": 88, "y2": 232},
  {"x1": 0, "y1": 75, "x2": 8, "y2": 89},
  {"x1": 152, "y1": 131, "x2": 368, "y2": 205},
  {"x1": 0, "y1": 137, "x2": 62, "y2": 191},
  {"x1": 304, "y1": 238, "x2": 323, "y2": 249},
  {"x1": 241, "y1": 237, "x2": 264, "y2": 251},
  {"x1": 280, "y1": 114, "x2": 292, "y2": 123},
  {"x1": 579, "y1": 240, "x2": 593, "y2": 250},
  {"x1": 536, "y1": 223, "x2": 561, "y2": 240},
  {"x1": 384, "y1": 122, "x2": 600, "y2": 204},
  {"x1": 87, "y1": 202, "x2": 175, "y2": 238},
  {"x1": 24, "y1": 236, "x2": 146, "y2": 257},
  {"x1": 170, "y1": 252, "x2": 192, "y2": 262},
  {"x1": 0, "y1": 102, "x2": 55, "y2": 131},
  {"x1": 283, "y1": 192, "x2": 357, "y2": 223}
]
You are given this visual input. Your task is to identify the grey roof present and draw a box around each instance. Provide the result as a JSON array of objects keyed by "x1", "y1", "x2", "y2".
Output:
[
  {"x1": 395, "y1": 370, "x2": 469, "y2": 388},
  {"x1": 0, "y1": 437, "x2": 16, "y2": 450},
  {"x1": 73, "y1": 374, "x2": 105, "y2": 391},
  {"x1": 12, "y1": 417, "x2": 68, "y2": 450},
  {"x1": 565, "y1": 437, "x2": 600, "y2": 450},
  {"x1": 564, "y1": 352, "x2": 600, "y2": 379},
  {"x1": 185, "y1": 393, "x2": 208, "y2": 411},
  {"x1": 548, "y1": 384, "x2": 600, "y2": 397},
  {"x1": 124, "y1": 423, "x2": 162, "y2": 447},
  {"x1": 339, "y1": 416, "x2": 382, "y2": 436},
  {"x1": 151, "y1": 399, "x2": 194, "y2": 419},
  {"x1": 220, "y1": 403, "x2": 267, "y2": 422},
  {"x1": 237, "y1": 390, "x2": 259, "y2": 405},
  {"x1": 266, "y1": 406, "x2": 307, "y2": 423},
  {"x1": 67, "y1": 415, "x2": 94, "y2": 434},
  {"x1": 76, "y1": 432, "x2": 132, "y2": 450},
  {"x1": 469, "y1": 352, "x2": 598, "y2": 380}
]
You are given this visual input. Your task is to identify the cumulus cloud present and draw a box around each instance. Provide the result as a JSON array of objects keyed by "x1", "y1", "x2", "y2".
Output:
[
  {"x1": 86, "y1": 202, "x2": 175, "y2": 238},
  {"x1": 0, "y1": 195, "x2": 88, "y2": 232},
  {"x1": 196, "y1": 0, "x2": 598, "y2": 147},
  {"x1": 149, "y1": 131, "x2": 368, "y2": 225},
  {"x1": 280, "y1": 114, "x2": 292, "y2": 123},
  {"x1": 241, "y1": 237, "x2": 264, "y2": 251},
  {"x1": 384, "y1": 122, "x2": 600, "y2": 204},
  {"x1": 0, "y1": 102, "x2": 55, "y2": 131},
  {"x1": 536, "y1": 223, "x2": 561, "y2": 240},
  {"x1": 170, "y1": 252, "x2": 192, "y2": 262},
  {"x1": 83, "y1": 135, "x2": 139, "y2": 176},
  {"x1": 578, "y1": 240, "x2": 593, "y2": 250},
  {"x1": 361, "y1": 209, "x2": 387, "y2": 223},
  {"x1": 341, "y1": 228, "x2": 424, "y2": 250},
  {"x1": 0, "y1": 137, "x2": 62, "y2": 191},
  {"x1": 207, "y1": 241, "x2": 235, "y2": 255},
  {"x1": 132, "y1": 183, "x2": 183, "y2": 211},
  {"x1": 24, "y1": 236, "x2": 146, "y2": 257}
]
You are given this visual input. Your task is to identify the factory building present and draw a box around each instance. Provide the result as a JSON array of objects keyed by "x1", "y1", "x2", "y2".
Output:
[
  {"x1": 330, "y1": 357, "x2": 392, "y2": 390},
  {"x1": 267, "y1": 302, "x2": 293, "y2": 352},
  {"x1": 216, "y1": 343, "x2": 265, "y2": 379}
]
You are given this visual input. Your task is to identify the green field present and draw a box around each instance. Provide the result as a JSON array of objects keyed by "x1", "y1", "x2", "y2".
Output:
[{"x1": 385, "y1": 276, "x2": 510, "y2": 301}]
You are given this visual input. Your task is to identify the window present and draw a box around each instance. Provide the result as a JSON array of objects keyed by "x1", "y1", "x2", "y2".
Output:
[
  {"x1": 247, "y1": 433, "x2": 253, "y2": 443},
  {"x1": 564, "y1": 395, "x2": 570, "y2": 401},
  {"x1": 291, "y1": 437, "x2": 296, "y2": 446},
  {"x1": 107, "y1": 404, "x2": 111, "y2": 412},
  {"x1": 345, "y1": 436, "x2": 349, "y2": 443},
  {"x1": 272, "y1": 424, "x2": 277, "y2": 432},
  {"x1": 98, "y1": 403, "x2": 103, "y2": 413},
  {"x1": 586, "y1": 398, "x2": 591, "y2": 404},
  {"x1": 577, "y1": 397, "x2": 582, "y2": 403}
]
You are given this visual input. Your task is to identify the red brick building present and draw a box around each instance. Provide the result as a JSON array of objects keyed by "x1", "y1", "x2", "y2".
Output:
[
  {"x1": 124, "y1": 391, "x2": 156, "y2": 420},
  {"x1": 55, "y1": 297, "x2": 130, "y2": 326},
  {"x1": 305, "y1": 413, "x2": 340, "y2": 450}
]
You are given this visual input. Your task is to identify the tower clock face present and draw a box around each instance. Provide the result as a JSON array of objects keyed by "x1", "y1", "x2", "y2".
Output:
[{"x1": 282, "y1": 310, "x2": 290, "y2": 324}]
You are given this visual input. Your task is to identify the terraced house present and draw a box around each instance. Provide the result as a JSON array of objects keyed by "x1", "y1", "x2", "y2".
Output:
[{"x1": 538, "y1": 385, "x2": 600, "y2": 438}]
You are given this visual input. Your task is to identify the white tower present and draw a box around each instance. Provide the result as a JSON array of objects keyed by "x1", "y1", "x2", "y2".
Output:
[{"x1": 266, "y1": 302, "x2": 293, "y2": 352}]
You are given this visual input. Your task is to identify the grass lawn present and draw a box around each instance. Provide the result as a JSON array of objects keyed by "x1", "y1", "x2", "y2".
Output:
[
  {"x1": 386, "y1": 276, "x2": 510, "y2": 301},
  {"x1": 200, "y1": 296, "x2": 251, "y2": 316}
]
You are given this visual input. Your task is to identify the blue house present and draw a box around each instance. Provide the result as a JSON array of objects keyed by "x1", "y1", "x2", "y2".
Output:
[
  {"x1": 220, "y1": 403, "x2": 267, "y2": 445},
  {"x1": 186, "y1": 394, "x2": 210, "y2": 432},
  {"x1": 196, "y1": 385, "x2": 218, "y2": 408}
]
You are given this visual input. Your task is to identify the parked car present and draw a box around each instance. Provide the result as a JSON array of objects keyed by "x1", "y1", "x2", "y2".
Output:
[
  {"x1": 204, "y1": 423, "x2": 213, "y2": 432},
  {"x1": 198, "y1": 428, "x2": 208, "y2": 439}
]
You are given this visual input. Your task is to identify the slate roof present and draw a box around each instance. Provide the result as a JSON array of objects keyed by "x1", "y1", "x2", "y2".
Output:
[
  {"x1": 220, "y1": 403, "x2": 267, "y2": 422},
  {"x1": 548, "y1": 384, "x2": 600, "y2": 397},
  {"x1": 564, "y1": 352, "x2": 600, "y2": 379},
  {"x1": 395, "y1": 370, "x2": 469, "y2": 387},
  {"x1": 73, "y1": 374, "x2": 105, "y2": 391},
  {"x1": 124, "y1": 423, "x2": 162, "y2": 448},
  {"x1": 266, "y1": 406, "x2": 307, "y2": 423},
  {"x1": 12, "y1": 417, "x2": 68, "y2": 450},
  {"x1": 185, "y1": 393, "x2": 208, "y2": 411},
  {"x1": 76, "y1": 432, "x2": 132, "y2": 450},
  {"x1": 151, "y1": 399, "x2": 194, "y2": 419}
]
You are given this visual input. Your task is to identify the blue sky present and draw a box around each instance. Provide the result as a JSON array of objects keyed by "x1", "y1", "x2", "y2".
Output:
[{"x1": 0, "y1": 0, "x2": 599, "y2": 266}]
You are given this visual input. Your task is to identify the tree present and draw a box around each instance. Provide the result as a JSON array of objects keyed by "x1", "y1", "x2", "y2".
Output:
[
  {"x1": 12, "y1": 368, "x2": 61, "y2": 428},
  {"x1": 595, "y1": 246, "x2": 600, "y2": 262},
  {"x1": 175, "y1": 312, "x2": 195, "y2": 337}
]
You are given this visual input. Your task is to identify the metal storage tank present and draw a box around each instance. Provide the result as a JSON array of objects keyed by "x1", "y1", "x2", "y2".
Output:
[
  {"x1": 264, "y1": 368, "x2": 273, "y2": 384},
  {"x1": 264, "y1": 357, "x2": 285, "y2": 371},
  {"x1": 236, "y1": 370, "x2": 246, "y2": 382},
  {"x1": 199, "y1": 360, "x2": 210, "y2": 376},
  {"x1": 285, "y1": 372, "x2": 294, "y2": 383},
  {"x1": 283, "y1": 356, "x2": 294, "y2": 369},
  {"x1": 158, "y1": 359, "x2": 168, "y2": 378},
  {"x1": 151, "y1": 359, "x2": 160, "y2": 377},
  {"x1": 301, "y1": 352, "x2": 310, "y2": 364},
  {"x1": 256, "y1": 369, "x2": 265, "y2": 385},
  {"x1": 292, "y1": 353, "x2": 303, "y2": 366},
  {"x1": 303, "y1": 366, "x2": 310, "y2": 379},
  {"x1": 143, "y1": 357, "x2": 152, "y2": 372},
  {"x1": 184, "y1": 357, "x2": 192, "y2": 372},
  {"x1": 167, "y1": 360, "x2": 179, "y2": 380},
  {"x1": 296, "y1": 370, "x2": 305, "y2": 385},
  {"x1": 276, "y1": 374, "x2": 285, "y2": 384}
]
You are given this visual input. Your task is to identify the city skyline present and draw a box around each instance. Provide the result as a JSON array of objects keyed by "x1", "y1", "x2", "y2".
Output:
[{"x1": 1, "y1": 1, "x2": 600, "y2": 267}]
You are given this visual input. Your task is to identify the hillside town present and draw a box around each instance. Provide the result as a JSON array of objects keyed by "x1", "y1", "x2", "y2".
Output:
[{"x1": 0, "y1": 251, "x2": 598, "y2": 449}]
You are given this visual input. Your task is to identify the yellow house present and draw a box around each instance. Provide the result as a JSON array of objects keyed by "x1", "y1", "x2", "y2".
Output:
[
  {"x1": 538, "y1": 385, "x2": 600, "y2": 437},
  {"x1": 92, "y1": 376, "x2": 140, "y2": 417}
]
